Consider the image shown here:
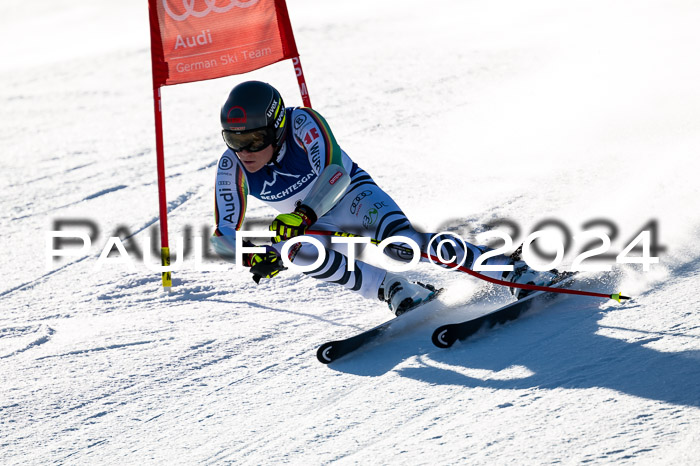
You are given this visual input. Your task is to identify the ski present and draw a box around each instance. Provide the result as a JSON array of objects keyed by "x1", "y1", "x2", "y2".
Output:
[
  {"x1": 317, "y1": 289, "x2": 443, "y2": 364},
  {"x1": 431, "y1": 275, "x2": 578, "y2": 349}
]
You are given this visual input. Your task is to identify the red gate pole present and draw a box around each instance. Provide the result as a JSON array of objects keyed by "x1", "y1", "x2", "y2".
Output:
[
  {"x1": 293, "y1": 56, "x2": 312, "y2": 108},
  {"x1": 152, "y1": 85, "x2": 172, "y2": 290}
]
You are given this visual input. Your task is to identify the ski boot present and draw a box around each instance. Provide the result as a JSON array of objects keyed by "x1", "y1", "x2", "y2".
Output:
[
  {"x1": 378, "y1": 273, "x2": 439, "y2": 316},
  {"x1": 503, "y1": 244, "x2": 572, "y2": 300}
]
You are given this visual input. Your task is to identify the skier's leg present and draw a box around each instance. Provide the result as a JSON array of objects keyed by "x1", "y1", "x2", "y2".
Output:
[
  {"x1": 272, "y1": 232, "x2": 438, "y2": 315},
  {"x1": 314, "y1": 180, "x2": 443, "y2": 313},
  {"x1": 388, "y1": 228, "x2": 512, "y2": 279},
  {"x1": 305, "y1": 168, "x2": 556, "y2": 307},
  {"x1": 316, "y1": 177, "x2": 566, "y2": 300},
  {"x1": 321, "y1": 180, "x2": 511, "y2": 278},
  {"x1": 270, "y1": 240, "x2": 386, "y2": 300}
]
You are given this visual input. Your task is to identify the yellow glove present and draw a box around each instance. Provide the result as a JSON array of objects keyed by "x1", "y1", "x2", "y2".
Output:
[
  {"x1": 246, "y1": 246, "x2": 286, "y2": 283},
  {"x1": 270, "y1": 205, "x2": 317, "y2": 243}
]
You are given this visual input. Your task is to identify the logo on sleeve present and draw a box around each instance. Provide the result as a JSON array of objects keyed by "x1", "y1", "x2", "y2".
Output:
[
  {"x1": 329, "y1": 171, "x2": 343, "y2": 185},
  {"x1": 303, "y1": 128, "x2": 320, "y2": 145},
  {"x1": 350, "y1": 189, "x2": 373, "y2": 214},
  {"x1": 363, "y1": 208, "x2": 379, "y2": 228},
  {"x1": 218, "y1": 156, "x2": 234, "y2": 170},
  {"x1": 294, "y1": 113, "x2": 307, "y2": 130}
]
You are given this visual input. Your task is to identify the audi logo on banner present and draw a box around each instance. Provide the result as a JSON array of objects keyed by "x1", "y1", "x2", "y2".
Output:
[{"x1": 163, "y1": 0, "x2": 260, "y2": 21}]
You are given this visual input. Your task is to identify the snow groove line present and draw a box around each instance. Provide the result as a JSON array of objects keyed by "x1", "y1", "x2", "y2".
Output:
[
  {"x1": 9, "y1": 184, "x2": 129, "y2": 221},
  {"x1": 0, "y1": 256, "x2": 89, "y2": 299},
  {"x1": 0, "y1": 325, "x2": 55, "y2": 359},
  {"x1": 6, "y1": 161, "x2": 97, "y2": 188},
  {"x1": 166, "y1": 188, "x2": 201, "y2": 214},
  {"x1": 83, "y1": 185, "x2": 128, "y2": 201},
  {"x1": 209, "y1": 362, "x2": 280, "y2": 394},
  {"x1": 598, "y1": 324, "x2": 700, "y2": 340},
  {"x1": 206, "y1": 346, "x2": 312, "y2": 396},
  {"x1": 34, "y1": 337, "x2": 172, "y2": 360},
  {"x1": 189, "y1": 339, "x2": 216, "y2": 351},
  {"x1": 99, "y1": 185, "x2": 205, "y2": 245},
  {"x1": 201, "y1": 298, "x2": 364, "y2": 329}
]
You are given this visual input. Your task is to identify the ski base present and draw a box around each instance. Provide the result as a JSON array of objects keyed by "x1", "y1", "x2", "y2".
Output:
[
  {"x1": 431, "y1": 275, "x2": 578, "y2": 349},
  {"x1": 317, "y1": 288, "x2": 443, "y2": 364}
]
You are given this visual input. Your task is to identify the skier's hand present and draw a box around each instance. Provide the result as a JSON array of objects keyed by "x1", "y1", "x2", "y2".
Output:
[
  {"x1": 270, "y1": 205, "x2": 317, "y2": 243},
  {"x1": 246, "y1": 246, "x2": 287, "y2": 283}
]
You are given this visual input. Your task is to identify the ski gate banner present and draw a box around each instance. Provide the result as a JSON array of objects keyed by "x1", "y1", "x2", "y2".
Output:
[
  {"x1": 148, "y1": 0, "x2": 300, "y2": 86},
  {"x1": 147, "y1": 0, "x2": 310, "y2": 288}
]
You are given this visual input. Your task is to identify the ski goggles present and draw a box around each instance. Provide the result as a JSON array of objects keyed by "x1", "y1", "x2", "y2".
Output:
[{"x1": 222, "y1": 128, "x2": 275, "y2": 152}]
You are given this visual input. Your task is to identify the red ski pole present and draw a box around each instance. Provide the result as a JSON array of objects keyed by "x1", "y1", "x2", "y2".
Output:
[{"x1": 304, "y1": 229, "x2": 630, "y2": 302}]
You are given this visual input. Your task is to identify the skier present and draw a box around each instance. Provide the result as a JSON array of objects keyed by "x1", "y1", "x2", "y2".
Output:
[{"x1": 212, "y1": 81, "x2": 560, "y2": 315}]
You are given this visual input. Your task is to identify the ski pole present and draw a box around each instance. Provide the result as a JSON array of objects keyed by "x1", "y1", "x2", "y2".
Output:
[{"x1": 304, "y1": 229, "x2": 631, "y2": 302}]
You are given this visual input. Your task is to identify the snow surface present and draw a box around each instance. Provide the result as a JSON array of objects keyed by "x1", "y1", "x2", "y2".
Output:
[{"x1": 2, "y1": 0, "x2": 700, "y2": 463}]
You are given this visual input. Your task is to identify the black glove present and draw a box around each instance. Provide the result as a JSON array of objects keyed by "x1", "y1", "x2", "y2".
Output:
[
  {"x1": 269, "y1": 205, "x2": 318, "y2": 244},
  {"x1": 245, "y1": 245, "x2": 287, "y2": 284}
]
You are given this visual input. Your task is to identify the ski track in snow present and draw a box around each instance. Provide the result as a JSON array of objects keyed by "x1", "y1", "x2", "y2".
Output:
[{"x1": 2, "y1": 0, "x2": 700, "y2": 464}]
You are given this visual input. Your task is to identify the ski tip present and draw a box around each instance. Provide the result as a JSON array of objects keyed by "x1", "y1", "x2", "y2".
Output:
[
  {"x1": 432, "y1": 325, "x2": 456, "y2": 349},
  {"x1": 316, "y1": 342, "x2": 336, "y2": 364},
  {"x1": 610, "y1": 293, "x2": 631, "y2": 303}
]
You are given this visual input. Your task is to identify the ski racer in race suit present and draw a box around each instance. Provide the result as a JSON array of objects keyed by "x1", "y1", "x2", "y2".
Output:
[{"x1": 212, "y1": 81, "x2": 559, "y2": 315}]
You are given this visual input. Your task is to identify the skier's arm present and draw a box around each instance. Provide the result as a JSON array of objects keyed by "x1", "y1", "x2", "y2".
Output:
[
  {"x1": 294, "y1": 107, "x2": 344, "y2": 174},
  {"x1": 302, "y1": 164, "x2": 350, "y2": 218},
  {"x1": 211, "y1": 155, "x2": 287, "y2": 281},
  {"x1": 210, "y1": 155, "x2": 249, "y2": 262},
  {"x1": 270, "y1": 109, "x2": 350, "y2": 243}
]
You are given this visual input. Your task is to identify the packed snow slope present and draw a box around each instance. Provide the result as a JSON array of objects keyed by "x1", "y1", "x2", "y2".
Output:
[{"x1": 2, "y1": 0, "x2": 700, "y2": 464}]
